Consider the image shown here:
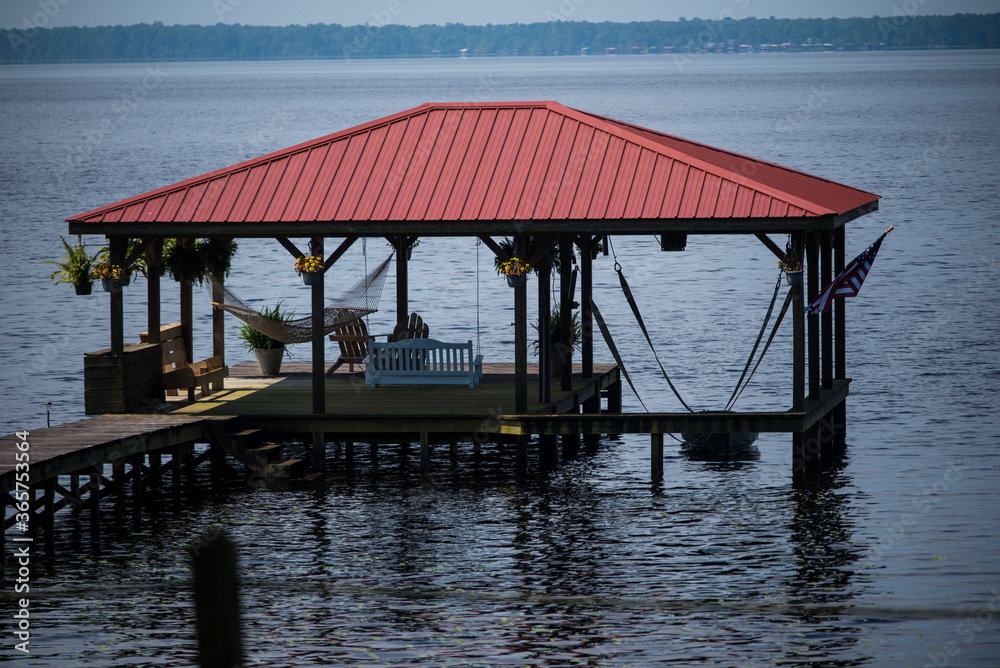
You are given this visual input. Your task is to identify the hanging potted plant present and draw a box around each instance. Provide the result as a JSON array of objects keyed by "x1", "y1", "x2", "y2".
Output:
[
  {"x1": 91, "y1": 261, "x2": 123, "y2": 294},
  {"x1": 162, "y1": 238, "x2": 207, "y2": 285},
  {"x1": 778, "y1": 251, "x2": 803, "y2": 287},
  {"x1": 202, "y1": 237, "x2": 239, "y2": 283},
  {"x1": 40, "y1": 235, "x2": 98, "y2": 295},
  {"x1": 235, "y1": 301, "x2": 292, "y2": 375},
  {"x1": 294, "y1": 254, "x2": 325, "y2": 286},
  {"x1": 93, "y1": 239, "x2": 149, "y2": 286},
  {"x1": 498, "y1": 257, "x2": 531, "y2": 288}
]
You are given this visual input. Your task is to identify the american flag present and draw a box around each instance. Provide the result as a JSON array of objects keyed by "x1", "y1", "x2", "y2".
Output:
[{"x1": 808, "y1": 227, "x2": 893, "y2": 314}]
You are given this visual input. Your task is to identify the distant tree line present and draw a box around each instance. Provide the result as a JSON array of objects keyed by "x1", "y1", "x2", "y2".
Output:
[{"x1": 2, "y1": 13, "x2": 998, "y2": 63}]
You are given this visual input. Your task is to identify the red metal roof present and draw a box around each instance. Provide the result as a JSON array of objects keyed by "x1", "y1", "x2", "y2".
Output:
[{"x1": 67, "y1": 101, "x2": 879, "y2": 232}]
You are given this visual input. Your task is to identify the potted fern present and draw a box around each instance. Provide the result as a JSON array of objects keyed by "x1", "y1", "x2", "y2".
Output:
[
  {"x1": 235, "y1": 301, "x2": 292, "y2": 375},
  {"x1": 532, "y1": 304, "x2": 582, "y2": 375},
  {"x1": 40, "y1": 235, "x2": 98, "y2": 295}
]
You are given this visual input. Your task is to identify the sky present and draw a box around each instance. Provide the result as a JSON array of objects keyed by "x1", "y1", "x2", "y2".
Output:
[{"x1": 2, "y1": 0, "x2": 997, "y2": 30}]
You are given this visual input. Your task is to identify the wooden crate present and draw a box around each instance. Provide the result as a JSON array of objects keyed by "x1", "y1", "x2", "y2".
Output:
[{"x1": 84, "y1": 343, "x2": 163, "y2": 414}]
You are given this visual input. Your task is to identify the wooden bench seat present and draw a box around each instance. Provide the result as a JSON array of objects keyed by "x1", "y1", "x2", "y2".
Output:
[
  {"x1": 365, "y1": 338, "x2": 483, "y2": 388},
  {"x1": 140, "y1": 323, "x2": 228, "y2": 399}
]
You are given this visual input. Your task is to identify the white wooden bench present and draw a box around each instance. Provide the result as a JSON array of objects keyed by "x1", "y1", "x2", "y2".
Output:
[{"x1": 365, "y1": 338, "x2": 483, "y2": 388}]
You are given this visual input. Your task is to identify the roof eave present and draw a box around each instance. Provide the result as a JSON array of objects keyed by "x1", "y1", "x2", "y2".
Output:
[{"x1": 68, "y1": 214, "x2": 868, "y2": 239}]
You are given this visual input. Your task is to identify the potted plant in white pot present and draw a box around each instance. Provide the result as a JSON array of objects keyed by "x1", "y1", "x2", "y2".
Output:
[{"x1": 235, "y1": 301, "x2": 292, "y2": 375}]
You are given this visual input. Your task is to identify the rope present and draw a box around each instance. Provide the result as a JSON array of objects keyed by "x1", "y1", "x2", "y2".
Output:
[
  {"x1": 607, "y1": 237, "x2": 695, "y2": 413},
  {"x1": 210, "y1": 254, "x2": 393, "y2": 344},
  {"x1": 724, "y1": 272, "x2": 783, "y2": 411},
  {"x1": 589, "y1": 297, "x2": 648, "y2": 413},
  {"x1": 728, "y1": 289, "x2": 793, "y2": 409}
]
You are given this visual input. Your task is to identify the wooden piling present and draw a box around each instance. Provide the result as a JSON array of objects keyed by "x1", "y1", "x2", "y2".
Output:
[
  {"x1": 193, "y1": 532, "x2": 244, "y2": 668},
  {"x1": 420, "y1": 432, "x2": 430, "y2": 470},
  {"x1": 651, "y1": 433, "x2": 664, "y2": 480}
]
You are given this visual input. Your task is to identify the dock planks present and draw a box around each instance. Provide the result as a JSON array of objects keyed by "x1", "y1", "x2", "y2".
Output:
[{"x1": 0, "y1": 414, "x2": 234, "y2": 492}]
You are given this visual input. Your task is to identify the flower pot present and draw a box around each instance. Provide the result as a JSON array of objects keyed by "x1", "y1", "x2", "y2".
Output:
[
  {"x1": 254, "y1": 347, "x2": 285, "y2": 375},
  {"x1": 506, "y1": 273, "x2": 525, "y2": 288},
  {"x1": 120, "y1": 273, "x2": 131, "y2": 286},
  {"x1": 102, "y1": 278, "x2": 122, "y2": 294},
  {"x1": 302, "y1": 271, "x2": 321, "y2": 286},
  {"x1": 785, "y1": 270, "x2": 803, "y2": 287},
  {"x1": 74, "y1": 281, "x2": 93, "y2": 296}
]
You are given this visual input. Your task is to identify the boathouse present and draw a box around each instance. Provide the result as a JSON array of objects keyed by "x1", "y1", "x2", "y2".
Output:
[{"x1": 2, "y1": 102, "x2": 881, "y2": 558}]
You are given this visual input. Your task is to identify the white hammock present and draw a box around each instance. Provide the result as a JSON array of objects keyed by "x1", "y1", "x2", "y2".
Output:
[{"x1": 210, "y1": 254, "x2": 393, "y2": 344}]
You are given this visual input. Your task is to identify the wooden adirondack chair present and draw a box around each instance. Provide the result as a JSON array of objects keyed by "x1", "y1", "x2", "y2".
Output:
[
  {"x1": 327, "y1": 318, "x2": 370, "y2": 374},
  {"x1": 388, "y1": 312, "x2": 429, "y2": 342},
  {"x1": 327, "y1": 313, "x2": 430, "y2": 374}
]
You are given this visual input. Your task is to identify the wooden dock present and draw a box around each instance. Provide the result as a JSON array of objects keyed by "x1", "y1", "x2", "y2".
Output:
[
  {"x1": 2, "y1": 359, "x2": 852, "y2": 581},
  {"x1": 1, "y1": 363, "x2": 620, "y2": 575}
]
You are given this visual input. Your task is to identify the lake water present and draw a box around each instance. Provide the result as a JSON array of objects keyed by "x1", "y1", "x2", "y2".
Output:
[{"x1": 2, "y1": 51, "x2": 999, "y2": 666}]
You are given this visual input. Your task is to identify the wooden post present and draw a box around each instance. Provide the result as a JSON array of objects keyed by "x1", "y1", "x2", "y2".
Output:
[
  {"x1": 131, "y1": 455, "x2": 143, "y2": 509},
  {"x1": 311, "y1": 237, "x2": 326, "y2": 461},
  {"x1": 420, "y1": 431, "x2": 430, "y2": 471},
  {"x1": 806, "y1": 231, "x2": 820, "y2": 400},
  {"x1": 89, "y1": 467, "x2": 101, "y2": 534},
  {"x1": 538, "y1": 254, "x2": 552, "y2": 403},
  {"x1": 539, "y1": 434, "x2": 558, "y2": 467},
  {"x1": 172, "y1": 444, "x2": 183, "y2": 497},
  {"x1": 145, "y1": 240, "x2": 162, "y2": 345},
  {"x1": 514, "y1": 235, "x2": 528, "y2": 414},
  {"x1": 579, "y1": 237, "x2": 599, "y2": 444},
  {"x1": 515, "y1": 435, "x2": 528, "y2": 473},
  {"x1": 792, "y1": 233, "x2": 805, "y2": 412},
  {"x1": 651, "y1": 433, "x2": 664, "y2": 480},
  {"x1": 821, "y1": 230, "x2": 833, "y2": 390},
  {"x1": 193, "y1": 532, "x2": 244, "y2": 668},
  {"x1": 580, "y1": 235, "x2": 593, "y2": 381},
  {"x1": 834, "y1": 225, "x2": 847, "y2": 446},
  {"x1": 395, "y1": 236, "x2": 408, "y2": 327},
  {"x1": 559, "y1": 236, "x2": 573, "y2": 392},
  {"x1": 212, "y1": 278, "x2": 225, "y2": 375},
  {"x1": 179, "y1": 238, "x2": 195, "y2": 401},
  {"x1": 109, "y1": 236, "x2": 126, "y2": 355}
]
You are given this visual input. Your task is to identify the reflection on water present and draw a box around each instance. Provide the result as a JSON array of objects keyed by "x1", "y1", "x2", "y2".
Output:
[{"x1": 12, "y1": 438, "x2": 879, "y2": 666}]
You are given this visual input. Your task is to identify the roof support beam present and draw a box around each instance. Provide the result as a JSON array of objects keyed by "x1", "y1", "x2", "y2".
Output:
[
  {"x1": 124, "y1": 237, "x2": 155, "y2": 275},
  {"x1": 755, "y1": 232, "x2": 787, "y2": 261},
  {"x1": 478, "y1": 235, "x2": 506, "y2": 260},
  {"x1": 275, "y1": 237, "x2": 304, "y2": 259},
  {"x1": 322, "y1": 236, "x2": 358, "y2": 273}
]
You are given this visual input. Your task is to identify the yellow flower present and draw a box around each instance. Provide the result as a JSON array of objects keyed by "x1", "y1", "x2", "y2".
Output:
[
  {"x1": 497, "y1": 257, "x2": 531, "y2": 276},
  {"x1": 294, "y1": 255, "x2": 324, "y2": 274},
  {"x1": 90, "y1": 262, "x2": 122, "y2": 280}
]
